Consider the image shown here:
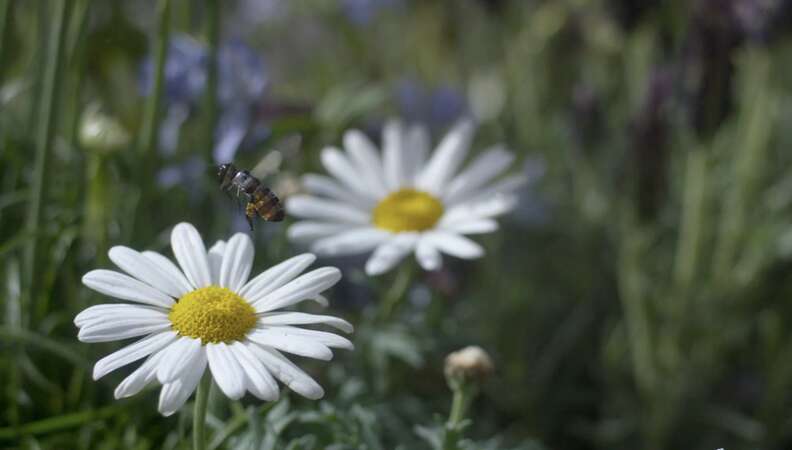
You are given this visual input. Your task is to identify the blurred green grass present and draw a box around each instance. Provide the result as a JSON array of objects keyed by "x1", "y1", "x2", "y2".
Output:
[{"x1": 2, "y1": 0, "x2": 792, "y2": 449}]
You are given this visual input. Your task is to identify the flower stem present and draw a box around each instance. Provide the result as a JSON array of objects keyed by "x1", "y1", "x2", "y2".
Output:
[
  {"x1": 193, "y1": 374, "x2": 211, "y2": 450},
  {"x1": 139, "y1": 0, "x2": 171, "y2": 159},
  {"x1": 24, "y1": 0, "x2": 70, "y2": 322},
  {"x1": 443, "y1": 379, "x2": 473, "y2": 450},
  {"x1": 377, "y1": 262, "x2": 416, "y2": 321},
  {"x1": 203, "y1": 0, "x2": 220, "y2": 164}
]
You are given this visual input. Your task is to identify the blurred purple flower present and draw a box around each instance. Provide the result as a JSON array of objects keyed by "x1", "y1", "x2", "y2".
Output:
[
  {"x1": 342, "y1": 0, "x2": 404, "y2": 25},
  {"x1": 140, "y1": 35, "x2": 269, "y2": 162},
  {"x1": 156, "y1": 157, "x2": 205, "y2": 190},
  {"x1": 395, "y1": 79, "x2": 469, "y2": 131}
]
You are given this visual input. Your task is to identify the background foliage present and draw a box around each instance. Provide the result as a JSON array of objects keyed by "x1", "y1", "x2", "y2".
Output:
[{"x1": 2, "y1": 0, "x2": 792, "y2": 449}]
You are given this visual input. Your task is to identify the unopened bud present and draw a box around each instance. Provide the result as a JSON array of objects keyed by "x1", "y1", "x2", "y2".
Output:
[
  {"x1": 444, "y1": 346, "x2": 494, "y2": 383},
  {"x1": 79, "y1": 106, "x2": 130, "y2": 154}
]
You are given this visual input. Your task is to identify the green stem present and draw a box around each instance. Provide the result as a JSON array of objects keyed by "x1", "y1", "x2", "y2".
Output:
[
  {"x1": 0, "y1": 0, "x2": 13, "y2": 88},
  {"x1": 24, "y1": 0, "x2": 70, "y2": 322},
  {"x1": 377, "y1": 262, "x2": 416, "y2": 321},
  {"x1": 673, "y1": 149, "x2": 708, "y2": 294},
  {"x1": 447, "y1": 386, "x2": 468, "y2": 427},
  {"x1": 193, "y1": 374, "x2": 211, "y2": 450},
  {"x1": 443, "y1": 379, "x2": 473, "y2": 450},
  {"x1": 0, "y1": 403, "x2": 128, "y2": 440},
  {"x1": 139, "y1": 0, "x2": 171, "y2": 159},
  {"x1": 203, "y1": 0, "x2": 220, "y2": 164}
]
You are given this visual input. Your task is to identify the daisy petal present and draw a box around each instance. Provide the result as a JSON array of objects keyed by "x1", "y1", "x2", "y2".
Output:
[
  {"x1": 108, "y1": 246, "x2": 185, "y2": 298},
  {"x1": 423, "y1": 231, "x2": 484, "y2": 259},
  {"x1": 443, "y1": 145, "x2": 514, "y2": 204},
  {"x1": 286, "y1": 195, "x2": 369, "y2": 224},
  {"x1": 264, "y1": 326, "x2": 354, "y2": 350},
  {"x1": 320, "y1": 147, "x2": 374, "y2": 199},
  {"x1": 440, "y1": 194, "x2": 519, "y2": 226},
  {"x1": 382, "y1": 120, "x2": 406, "y2": 189},
  {"x1": 142, "y1": 251, "x2": 194, "y2": 293},
  {"x1": 343, "y1": 129, "x2": 388, "y2": 196},
  {"x1": 247, "y1": 345, "x2": 324, "y2": 399},
  {"x1": 93, "y1": 331, "x2": 178, "y2": 380},
  {"x1": 78, "y1": 319, "x2": 171, "y2": 343},
  {"x1": 287, "y1": 221, "x2": 351, "y2": 244},
  {"x1": 74, "y1": 304, "x2": 168, "y2": 327},
  {"x1": 442, "y1": 219, "x2": 499, "y2": 235},
  {"x1": 311, "y1": 228, "x2": 390, "y2": 256},
  {"x1": 157, "y1": 337, "x2": 203, "y2": 383},
  {"x1": 158, "y1": 350, "x2": 207, "y2": 416},
  {"x1": 82, "y1": 270, "x2": 175, "y2": 308},
  {"x1": 207, "y1": 240, "x2": 226, "y2": 285},
  {"x1": 114, "y1": 350, "x2": 167, "y2": 399},
  {"x1": 416, "y1": 238, "x2": 442, "y2": 271},
  {"x1": 229, "y1": 342, "x2": 279, "y2": 401},
  {"x1": 365, "y1": 233, "x2": 418, "y2": 276},
  {"x1": 219, "y1": 233, "x2": 254, "y2": 292},
  {"x1": 257, "y1": 312, "x2": 354, "y2": 333},
  {"x1": 303, "y1": 174, "x2": 374, "y2": 208},
  {"x1": 206, "y1": 343, "x2": 246, "y2": 400},
  {"x1": 416, "y1": 120, "x2": 475, "y2": 194},
  {"x1": 251, "y1": 267, "x2": 341, "y2": 313},
  {"x1": 404, "y1": 124, "x2": 430, "y2": 182},
  {"x1": 247, "y1": 328, "x2": 334, "y2": 360},
  {"x1": 171, "y1": 222, "x2": 212, "y2": 289},
  {"x1": 240, "y1": 253, "x2": 316, "y2": 304}
]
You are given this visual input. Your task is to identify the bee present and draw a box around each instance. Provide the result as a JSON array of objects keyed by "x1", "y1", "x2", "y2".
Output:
[{"x1": 217, "y1": 163, "x2": 285, "y2": 230}]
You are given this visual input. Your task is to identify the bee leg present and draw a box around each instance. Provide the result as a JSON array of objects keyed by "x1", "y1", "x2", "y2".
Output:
[{"x1": 244, "y1": 203, "x2": 257, "y2": 231}]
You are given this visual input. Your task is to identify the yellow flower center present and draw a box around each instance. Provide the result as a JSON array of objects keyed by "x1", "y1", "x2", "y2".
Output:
[
  {"x1": 372, "y1": 188, "x2": 444, "y2": 232},
  {"x1": 169, "y1": 286, "x2": 256, "y2": 344}
]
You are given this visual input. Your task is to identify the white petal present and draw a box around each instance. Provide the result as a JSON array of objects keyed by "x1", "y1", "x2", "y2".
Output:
[
  {"x1": 416, "y1": 120, "x2": 475, "y2": 194},
  {"x1": 240, "y1": 253, "x2": 316, "y2": 304},
  {"x1": 219, "y1": 233, "x2": 254, "y2": 292},
  {"x1": 82, "y1": 270, "x2": 175, "y2": 308},
  {"x1": 382, "y1": 120, "x2": 406, "y2": 189},
  {"x1": 343, "y1": 129, "x2": 388, "y2": 197},
  {"x1": 142, "y1": 251, "x2": 194, "y2": 293},
  {"x1": 404, "y1": 124, "x2": 430, "y2": 183},
  {"x1": 442, "y1": 219, "x2": 499, "y2": 235},
  {"x1": 415, "y1": 238, "x2": 442, "y2": 271},
  {"x1": 114, "y1": 349, "x2": 167, "y2": 399},
  {"x1": 320, "y1": 147, "x2": 376, "y2": 200},
  {"x1": 303, "y1": 174, "x2": 373, "y2": 208},
  {"x1": 286, "y1": 195, "x2": 370, "y2": 224},
  {"x1": 311, "y1": 228, "x2": 390, "y2": 256},
  {"x1": 262, "y1": 326, "x2": 354, "y2": 350},
  {"x1": 207, "y1": 240, "x2": 226, "y2": 285},
  {"x1": 442, "y1": 146, "x2": 514, "y2": 204},
  {"x1": 251, "y1": 267, "x2": 341, "y2": 313},
  {"x1": 75, "y1": 304, "x2": 168, "y2": 327},
  {"x1": 158, "y1": 350, "x2": 207, "y2": 416},
  {"x1": 423, "y1": 231, "x2": 484, "y2": 259},
  {"x1": 171, "y1": 222, "x2": 212, "y2": 288},
  {"x1": 157, "y1": 336, "x2": 203, "y2": 383},
  {"x1": 287, "y1": 221, "x2": 352, "y2": 244},
  {"x1": 206, "y1": 343, "x2": 246, "y2": 400},
  {"x1": 229, "y1": 342, "x2": 279, "y2": 401},
  {"x1": 247, "y1": 328, "x2": 333, "y2": 360},
  {"x1": 247, "y1": 345, "x2": 324, "y2": 399},
  {"x1": 93, "y1": 331, "x2": 178, "y2": 380},
  {"x1": 439, "y1": 193, "x2": 520, "y2": 226},
  {"x1": 109, "y1": 246, "x2": 185, "y2": 299},
  {"x1": 78, "y1": 319, "x2": 171, "y2": 343},
  {"x1": 257, "y1": 312, "x2": 353, "y2": 333},
  {"x1": 364, "y1": 233, "x2": 418, "y2": 276}
]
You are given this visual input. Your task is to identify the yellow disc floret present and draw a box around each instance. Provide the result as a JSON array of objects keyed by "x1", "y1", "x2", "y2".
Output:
[
  {"x1": 169, "y1": 286, "x2": 256, "y2": 344},
  {"x1": 372, "y1": 188, "x2": 444, "y2": 232}
]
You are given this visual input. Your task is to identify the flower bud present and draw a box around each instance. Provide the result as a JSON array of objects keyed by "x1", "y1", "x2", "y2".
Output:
[
  {"x1": 444, "y1": 346, "x2": 494, "y2": 383},
  {"x1": 79, "y1": 106, "x2": 130, "y2": 154}
]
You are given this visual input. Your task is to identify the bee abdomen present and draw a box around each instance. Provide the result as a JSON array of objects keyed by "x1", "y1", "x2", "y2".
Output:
[{"x1": 252, "y1": 186, "x2": 285, "y2": 222}]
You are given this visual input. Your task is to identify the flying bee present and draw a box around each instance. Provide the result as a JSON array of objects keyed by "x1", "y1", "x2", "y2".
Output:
[{"x1": 217, "y1": 163, "x2": 285, "y2": 230}]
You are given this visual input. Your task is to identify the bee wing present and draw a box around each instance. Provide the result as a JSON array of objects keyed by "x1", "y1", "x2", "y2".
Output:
[{"x1": 250, "y1": 134, "x2": 302, "y2": 180}]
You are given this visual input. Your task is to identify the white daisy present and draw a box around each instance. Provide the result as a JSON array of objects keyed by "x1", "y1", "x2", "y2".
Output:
[
  {"x1": 286, "y1": 119, "x2": 524, "y2": 275},
  {"x1": 75, "y1": 222, "x2": 352, "y2": 416}
]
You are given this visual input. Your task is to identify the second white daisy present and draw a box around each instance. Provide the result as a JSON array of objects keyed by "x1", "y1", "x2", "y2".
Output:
[
  {"x1": 287, "y1": 119, "x2": 524, "y2": 275},
  {"x1": 76, "y1": 222, "x2": 352, "y2": 416}
]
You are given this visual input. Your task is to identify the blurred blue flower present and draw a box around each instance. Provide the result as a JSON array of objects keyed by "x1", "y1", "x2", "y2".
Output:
[
  {"x1": 140, "y1": 35, "x2": 269, "y2": 162},
  {"x1": 394, "y1": 79, "x2": 468, "y2": 131},
  {"x1": 342, "y1": 0, "x2": 404, "y2": 26}
]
